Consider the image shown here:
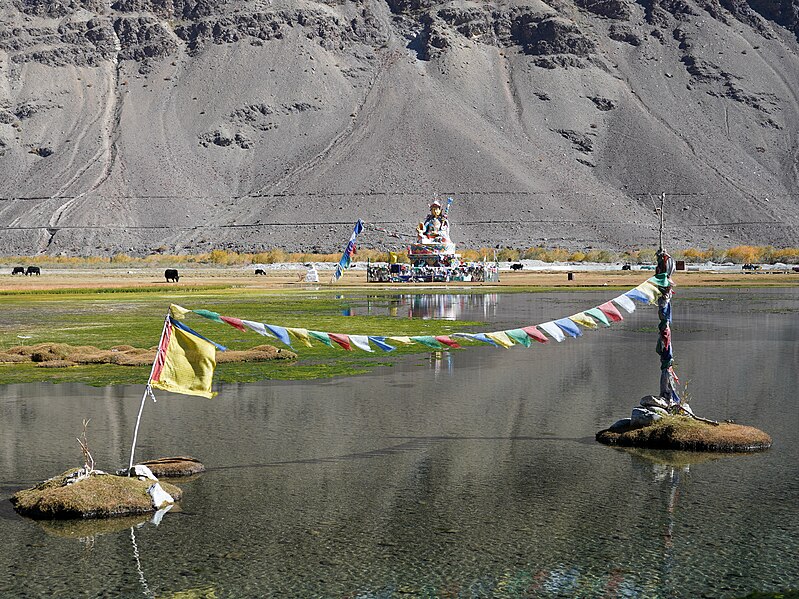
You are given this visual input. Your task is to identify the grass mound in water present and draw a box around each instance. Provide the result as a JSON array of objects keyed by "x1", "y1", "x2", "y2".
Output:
[
  {"x1": 11, "y1": 469, "x2": 183, "y2": 519},
  {"x1": 0, "y1": 342, "x2": 295, "y2": 367},
  {"x1": 140, "y1": 456, "x2": 205, "y2": 477},
  {"x1": 596, "y1": 415, "x2": 772, "y2": 452}
]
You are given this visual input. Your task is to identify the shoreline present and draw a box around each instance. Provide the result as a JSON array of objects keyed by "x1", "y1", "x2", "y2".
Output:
[{"x1": 1, "y1": 265, "x2": 797, "y2": 293}]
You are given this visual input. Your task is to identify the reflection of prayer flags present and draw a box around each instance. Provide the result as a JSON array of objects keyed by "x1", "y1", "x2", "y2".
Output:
[
  {"x1": 435, "y1": 336, "x2": 461, "y2": 349},
  {"x1": 597, "y1": 301, "x2": 623, "y2": 322},
  {"x1": 522, "y1": 326, "x2": 548, "y2": 343},
  {"x1": 539, "y1": 321, "x2": 566, "y2": 342},
  {"x1": 411, "y1": 336, "x2": 446, "y2": 349},
  {"x1": 613, "y1": 295, "x2": 637, "y2": 314},
  {"x1": 332, "y1": 220, "x2": 365, "y2": 282},
  {"x1": 485, "y1": 331, "x2": 515, "y2": 348},
  {"x1": 151, "y1": 318, "x2": 223, "y2": 399},
  {"x1": 220, "y1": 316, "x2": 246, "y2": 331},
  {"x1": 350, "y1": 335, "x2": 373, "y2": 352},
  {"x1": 328, "y1": 333, "x2": 352, "y2": 350},
  {"x1": 506, "y1": 329, "x2": 532, "y2": 347},
  {"x1": 169, "y1": 304, "x2": 190, "y2": 319},
  {"x1": 555, "y1": 318, "x2": 582, "y2": 337},
  {"x1": 266, "y1": 324, "x2": 292, "y2": 347},
  {"x1": 242, "y1": 320, "x2": 275, "y2": 337},
  {"x1": 569, "y1": 313, "x2": 597, "y2": 329},
  {"x1": 369, "y1": 336, "x2": 396, "y2": 352},
  {"x1": 309, "y1": 331, "x2": 334, "y2": 347},
  {"x1": 287, "y1": 327, "x2": 313, "y2": 347},
  {"x1": 585, "y1": 308, "x2": 610, "y2": 326}
]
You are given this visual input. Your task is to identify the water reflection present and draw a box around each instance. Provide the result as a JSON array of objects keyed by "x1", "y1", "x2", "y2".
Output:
[
  {"x1": 429, "y1": 351, "x2": 453, "y2": 377},
  {"x1": 1, "y1": 288, "x2": 797, "y2": 598},
  {"x1": 342, "y1": 293, "x2": 500, "y2": 320}
]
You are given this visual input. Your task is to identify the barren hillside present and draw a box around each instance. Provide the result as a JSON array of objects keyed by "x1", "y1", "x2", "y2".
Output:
[{"x1": 1, "y1": 0, "x2": 797, "y2": 255}]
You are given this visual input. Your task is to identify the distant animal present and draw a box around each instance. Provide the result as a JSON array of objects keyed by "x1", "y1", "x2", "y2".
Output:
[
  {"x1": 510, "y1": 263, "x2": 524, "y2": 271},
  {"x1": 11, "y1": 266, "x2": 25, "y2": 275},
  {"x1": 164, "y1": 269, "x2": 179, "y2": 283},
  {"x1": 25, "y1": 266, "x2": 40, "y2": 276},
  {"x1": 255, "y1": 268, "x2": 266, "y2": 275},
  {"x1": 742, "y1": 263, "x2": 761, "y2": 271},
  {"x1": 621, "y1": 263, "x2": 632, "y2": 271}
]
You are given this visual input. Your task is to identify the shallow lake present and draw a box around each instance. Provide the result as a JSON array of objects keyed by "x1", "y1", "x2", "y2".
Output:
[{"x1": 1, "y1": 287, "x2": 797, "y2": 598}]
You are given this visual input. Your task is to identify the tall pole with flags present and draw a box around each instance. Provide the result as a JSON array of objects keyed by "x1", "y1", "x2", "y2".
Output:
[{"x1": 654, "y1": 193, "x2": 680, "y2": 405}]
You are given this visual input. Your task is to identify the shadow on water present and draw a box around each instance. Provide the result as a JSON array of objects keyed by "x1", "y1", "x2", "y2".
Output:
[{"x1": 209, "y1": 434, "x2": 597, "y2": 471}]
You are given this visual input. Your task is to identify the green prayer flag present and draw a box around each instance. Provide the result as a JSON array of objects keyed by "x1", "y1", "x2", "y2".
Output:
[
  {"x1": 505, "y1": 329, "x2": 532, "y2": 347},
  {"x1": 585, "y1": 308, "x2": 610, "y2": 326},
  {"x1": 648, "y1": 273, "x2": 671, "y2": 289},
  {"x1": 192, "y1": 309, "x2": 224, "y2": 323},
  {"x1": 410, "y1": 335, "x2": 445, "y2": 349},
  {"x1": 309, "y1": 331, "x2": 334, "y2": 347}
]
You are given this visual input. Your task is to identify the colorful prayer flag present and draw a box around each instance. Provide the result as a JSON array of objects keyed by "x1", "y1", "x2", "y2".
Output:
[
  {"x1": 435, "y1": 336, "x2": 461, "y2": 349},
  {"x1": 522, "y1": 326, "x2": 548, "y2": 343},
  {"x1": 328, "y1": 333, "x2": 352, "y2": 350},
  {"x1": 613, "y1": 294, "x2": 637, "y2": 314},
  {"x1": 569, "y1": 313, "x2": 598, "y2": 329},
  {"x1": 287, "y1": 327, "x2": 314, "y2": 348},
  {"x1": 539, "y1": 322, "x2": 566, "y2": 342},
  {"x1": 350, "y1": 335, "x2": 373, "y2": 352},
  {"x1": 554, "y1": 318, "x2": 582, "y2": 338},
  {"x1": 485, "y1": 331, "x2": 516, "y2": 348},
  {"x1": 584, "y1": 308, "x2": 610, "y2": 326},
  {"x1": 332, "y1": 220, "x2": 365, "y2": 282},
  {"x1": 597, "y1": 301, "x2": 623, "y2": 322},
  {"x1": 151, "y1": 318, "x2": 224, "y2": 399}
]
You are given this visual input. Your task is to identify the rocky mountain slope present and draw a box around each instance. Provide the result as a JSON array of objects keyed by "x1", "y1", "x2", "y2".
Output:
[{"x1": 0, "y1": 0, "x2": 797, "y2": 255}]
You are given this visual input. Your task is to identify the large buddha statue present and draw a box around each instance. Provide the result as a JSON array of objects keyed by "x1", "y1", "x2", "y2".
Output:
[{"x1": 416, "y1": 200, "x2": 451, "y2": 245}]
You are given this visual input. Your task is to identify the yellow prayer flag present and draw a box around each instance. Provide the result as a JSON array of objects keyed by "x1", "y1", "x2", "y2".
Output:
[
  {"x1": 485, "y1": 331, "x2": 515, "y2": 348},
  {"x1": 636, "y1": 282, "x2": 660, "y2": 304},
  {"x1": 169, "y1": 304, "x2": 191, "y2": 319},
  {"x1": 287, "y1": 327, "x2": 314, "y2": 347},
  {"x1": 151, "y1": 322, "x2": 217, "y2": 399},
  {"x1": 569, "y1": 313, "x2": 598, "y2": 329},
  {"x1": 387, "y1": 336, "x2": 414, "y2": 345}
]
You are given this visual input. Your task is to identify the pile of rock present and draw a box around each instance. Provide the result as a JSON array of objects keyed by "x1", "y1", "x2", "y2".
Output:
[{"x1": 608, "y1": 395, "x2": 685, "y2": 432}]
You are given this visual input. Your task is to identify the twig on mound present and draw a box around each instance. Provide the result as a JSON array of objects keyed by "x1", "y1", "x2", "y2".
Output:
[
  {"x1": 77, "y1": 418, "x2": 95, "y2": 473},
  {"x1": 675, "y1": 403, "x2": 719, "y2": 426}
]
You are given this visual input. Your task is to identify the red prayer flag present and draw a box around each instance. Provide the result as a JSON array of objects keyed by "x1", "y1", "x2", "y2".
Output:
[
  {"x1": 220, "y1": 316, "x2": 247, "y2": 331},
  {"x1": 328, "y1": 333, "x2": 352, "y2": 351},
  {"x1": 522, "y1": 326, "x2": 548, "y2": 343},
  {"x1": 435, "y1": 336, "x2": 461, "y2": 349},
  {"x1": 597, "y1": 301, "x2": 623, "y2": 322}
]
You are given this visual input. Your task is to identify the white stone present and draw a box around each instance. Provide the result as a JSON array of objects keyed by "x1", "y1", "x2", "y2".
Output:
[
  {"x1": 147, "y1": 482, "x2": 174, "y2": 509},
  {"x1": 640, "y1": 395, "x2": 669, "y2": 409},
  {"x1": 133, "y1": 464, "x2": 158, "y2": 481}
]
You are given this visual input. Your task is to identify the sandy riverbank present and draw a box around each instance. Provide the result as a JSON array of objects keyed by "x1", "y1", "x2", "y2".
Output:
[{"x1": 0, "y1": 264, "x2": 797, "y2": 292}]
